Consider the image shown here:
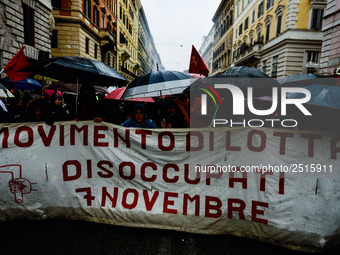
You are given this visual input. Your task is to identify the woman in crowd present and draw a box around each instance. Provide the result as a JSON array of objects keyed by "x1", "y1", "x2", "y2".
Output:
[{"x1": 49, "y1": 92, "x2": 69, "y2": 121}]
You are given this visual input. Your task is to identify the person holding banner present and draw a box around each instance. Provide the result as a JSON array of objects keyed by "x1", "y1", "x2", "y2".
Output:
[{"x1": 121, "y1": 103, "x2": 157, "y2": 128}]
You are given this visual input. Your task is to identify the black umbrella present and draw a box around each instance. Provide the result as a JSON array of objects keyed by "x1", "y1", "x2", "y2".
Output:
[
  {"x1": 278, "y1": 73, "x2": 317, "y2": 84},
  {"x1": 279, "y1": 73, "x2": 338, "y2": 87},
  {"x1": 185, "y1": 66, "x2": 279, "y2": 96},
  {"x1": 287, "y1": 84, "x2": 340, "y2": 109},
  {"x1": 20, "y1": 56, "x2": 129, "y2": 87},
  {"x1": 222, "y1": 66, "x2": 269, "y2": 77},
  {"x1": 121, "y1": 70, "x2": 193, "y2": 99},
  {"x1": 213, "y1": 66, "x2": 280, "y2": 90}
]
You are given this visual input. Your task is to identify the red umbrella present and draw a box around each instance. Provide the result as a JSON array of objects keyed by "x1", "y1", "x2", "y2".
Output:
[{"x1": 105, "y1": 87, "x2": 154, "y2": 102}]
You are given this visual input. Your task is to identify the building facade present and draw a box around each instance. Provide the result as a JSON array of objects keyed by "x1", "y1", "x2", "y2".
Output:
[
  {"x1": 199, "y1": 26, "x2": 215, "y2": 75},
  {"x1": 51, "y1": 0, "x2": 118, "y2": 73},
  {"x1": 319, "y1": 0, "x2": 340, "y2": 75},
  {"x1": 232, "y1": 0, "x2": 326, "y2": 79},
  {"x1": 116, "y1": 0, "x2": 139, "y2": 80},
  {"x1": 0, "y1": 0, "x2": 52, "y2": 75},
  {"x1": 211, "y1": 0, "x2": 234, "y2": 75},
  {"x1": 136, "y1": 5, "x2": 164, "y2": 75},
  {"x1": 45, "y1": 0, "x2": 161, "y2": 83}
]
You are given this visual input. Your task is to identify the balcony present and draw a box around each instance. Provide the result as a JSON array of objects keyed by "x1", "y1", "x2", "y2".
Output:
[
  {"x1": 234, "y1": 43, "x2": 262, "y2": 66},
  {"x1": 120, "y1": 66, "x2": 137, "y2": 79}
]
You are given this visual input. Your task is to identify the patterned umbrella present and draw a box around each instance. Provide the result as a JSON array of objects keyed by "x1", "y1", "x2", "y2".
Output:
[{"x1": 122, "y1": 70, "x2": 193, "y2": 99}]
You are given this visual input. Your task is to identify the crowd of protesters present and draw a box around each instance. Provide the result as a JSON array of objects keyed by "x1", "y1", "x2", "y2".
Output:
[
  {"x1": 0, "y1": 86, "x2": 190, "y2": 129},
  {"x1": 1, "y1": 85, "x2": 339, "y2": 132}
]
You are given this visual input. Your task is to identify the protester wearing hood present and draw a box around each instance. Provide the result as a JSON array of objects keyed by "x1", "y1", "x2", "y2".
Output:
[
  {"x1": 76, "y1": 84, "x2": 103, "y2": 122},
  {"x1": 22, "y1": 98, "x2": 54, "y2": 125},
  {"x1": 161, "y1": 100, "x2": 188, "y2": 128},
  {"x1": 121, "y1": 103, "x2": 157, "y2": 128},
  {"x1": 50, "y1": 92, "x2": 69, "y2": 121}
]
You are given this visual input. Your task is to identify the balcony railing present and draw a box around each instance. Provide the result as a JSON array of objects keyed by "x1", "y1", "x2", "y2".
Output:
[{"x1": 120, "y1": 66, "x2": 137, "y2": 79}]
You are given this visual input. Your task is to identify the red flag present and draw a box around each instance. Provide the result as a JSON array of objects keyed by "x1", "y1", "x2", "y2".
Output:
[
  {"x1": 4, "y1": 46, "x2": 31, "y2": 82},
  {"x1": 188, "y1": 45, "x2": 209, "y2": 77}
]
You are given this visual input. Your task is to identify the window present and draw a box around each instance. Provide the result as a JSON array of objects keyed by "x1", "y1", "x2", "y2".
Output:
[
  {"x1": 244, "y1": 17, "x2": 249, "y2": 31},
  {"x1": 85, "y1": 37, "x2": 89, "y2": 54},
  {"x1": 84, "y1": 0, "x2": 91, "y2": 19},
  {"x1": 265, "y1": 23, "x2": 270, "y2": 42},
  {"x1": 311, "y1": 8, "x2": 324, "y2": 29},
  {"x1": 129, "y1": 6, "x2": 134, "y2": 20},
  {"x1": 129, "y1": 23, "x2": 132, "y2": 34},
  {"x1": 258, "y1": 1, "x2": 264, "y2": 18},
  {"x1": 94, "y1": 44, "x2": 98, "y2": 59},
  {"x1": 272, "y1": 56, "x2": 278, "y2": 78},
  {"x1": 23, "y1": 3, "x2": 35, "y2": 46},
  {"x1": 266, "y1": 0, "x2": 274, "y2": 11},
  {"x1": 51, "y1": 30, "x2": 58, "y2": 48},
  {"x1": 257, "y1": 30, "x2": 262, "y2": 42},
  {"x1": 239, "y1": 23, "x2": 243, "y2": 35},
  {"x1": 236, "y1": 2, "x2": 239, "y2": 17},
  {"x1": 101, "y1": 14, "x2": 105, "y2": 28},
  {"x1": 276, "y1": 14, "x2": 282, "y2": 35},
  {"x1": 93, "y1": 5, "x2": 99, "y2": 26},
  {"x1": 262, "y1": 60, "x2": 267, "y2": 74},
  {"x1": 120, "y1": 6, "x2": 122, "y2": 19},
  {"x1": 107, "y1": 53, "x2": 110, "y2": 66},
  {"x1": 307, "y1": 51, "x2": 319, "y2": 63},
  {"x1": 242, "y1": 0, "x2": 245, "y2": 10},
  {"x1": 235, "y1": 28, "x2": 238, "y2": 39},
  {"x1": 52, "y1": 0, "x2": 61, "y2": 8},
  {"x1": 249, "y1": 31, "x2": 254, "y2": 45},
  {"x1": 252, "y1": 9, "x2": 255, "y2": 24}
]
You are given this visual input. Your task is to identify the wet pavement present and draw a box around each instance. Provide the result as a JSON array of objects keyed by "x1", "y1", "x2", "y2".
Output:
[{"x1": 0, "y1": 219, "x2": 338, "y2": 255}]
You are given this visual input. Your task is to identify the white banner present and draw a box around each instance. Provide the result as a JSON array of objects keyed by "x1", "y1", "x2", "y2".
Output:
[{"x1": 0, "y1": 121, "x2": 339, "y2": 252}]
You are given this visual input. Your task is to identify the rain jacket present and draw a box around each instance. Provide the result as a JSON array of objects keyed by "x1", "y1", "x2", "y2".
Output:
[{"x1": 121, "y1": 104, "x2": 157, "y2": 128}]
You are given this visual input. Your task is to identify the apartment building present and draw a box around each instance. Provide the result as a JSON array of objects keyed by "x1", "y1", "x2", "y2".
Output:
[
  {"x1": 0, "y1": 0, "x2": 52, "y2": 73},
  {"x1": 137, "y1": 5, "x2": 164, "y2": 75},
  {"x1": 211, "y1": 0, "x2": 235, "y2": 75},
  {"x1": 50, "y1": 0, "x2": 161, "y2": 82},
  {"x1": 51, "y1": 0, "x2": 118, "y2": 71},
  {"x1": 199, "y1": 26, "x2": 215, "y2": 75},
  {"x1": 232, "y1": 0, "x2": 326, "y2": 79},
  {"x1": 319, "y1": 0, "x2": 340, "y2": 75}
]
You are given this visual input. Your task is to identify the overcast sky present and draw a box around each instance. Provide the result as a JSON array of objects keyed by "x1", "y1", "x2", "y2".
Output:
[{"x1": 141, "y1": 0, "x2": 221, "y2": 72}]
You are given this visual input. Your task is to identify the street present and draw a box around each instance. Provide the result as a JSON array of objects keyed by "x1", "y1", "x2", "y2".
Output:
[{"x1": 0, "y1": 219, "x2": 338, "y2": 255}]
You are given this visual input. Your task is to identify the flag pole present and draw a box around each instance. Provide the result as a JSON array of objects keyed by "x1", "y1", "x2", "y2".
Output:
[{"x1": 76, "y1": 78, "x2": 79, "y2": 117}]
